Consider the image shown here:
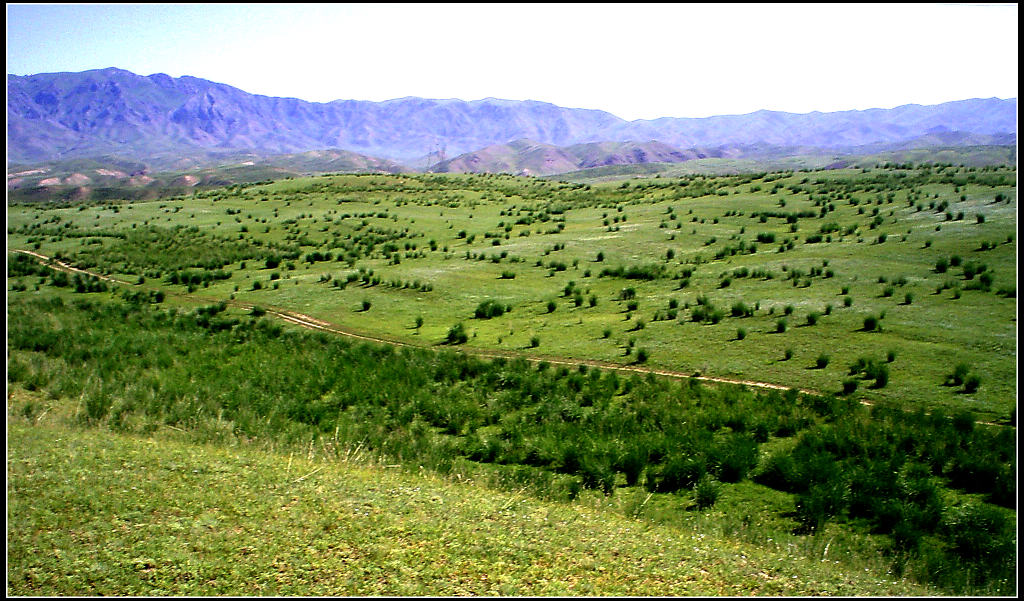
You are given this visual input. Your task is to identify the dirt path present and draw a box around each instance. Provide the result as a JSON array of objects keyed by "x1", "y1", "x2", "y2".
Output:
[
  {"x1": 11, "y1": 248, "x2": 817, "y2": 394},
  {"x1": 11, "y1": 248, "x2": 1011, "y2": 429}
]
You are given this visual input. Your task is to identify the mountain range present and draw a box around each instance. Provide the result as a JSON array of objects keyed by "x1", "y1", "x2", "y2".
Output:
[{"x1": 7, "y1": 67, "x2": 1018, "y2": 176}]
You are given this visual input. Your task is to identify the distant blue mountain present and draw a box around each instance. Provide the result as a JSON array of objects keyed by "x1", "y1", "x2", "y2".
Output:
[{"x1": 7, "y1": 67, "x2": 1017, "y2": 165}]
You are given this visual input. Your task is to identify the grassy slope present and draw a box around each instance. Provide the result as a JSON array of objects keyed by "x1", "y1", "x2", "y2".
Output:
[
  {"x1": 7, "y1": 403, "x2": 935, "y2": 597},
  {"x1": 549, "y1": 146, "x2": 1017, "y2": 183},
  {"x1": 6, "y1": 167, "x2": 1017, "y2": 423}
]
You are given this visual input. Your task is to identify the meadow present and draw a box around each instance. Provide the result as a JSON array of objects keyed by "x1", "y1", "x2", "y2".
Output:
[
  {"x1": 6, "y1": 162, "x2": 1017, "y2": 595},
  {"x1": 8, "y1": 164, "x2": 1017, "y2": 422}
]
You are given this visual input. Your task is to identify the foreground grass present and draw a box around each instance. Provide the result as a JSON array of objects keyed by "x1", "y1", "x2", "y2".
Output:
[{"x1": 8, "y1": 412, "x2": 936, "y2": 597}]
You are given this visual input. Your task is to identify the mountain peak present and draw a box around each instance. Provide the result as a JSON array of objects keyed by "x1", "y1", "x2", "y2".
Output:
[{"x1": 6, "y1": 68, "x2": 1017, "y2": 166}]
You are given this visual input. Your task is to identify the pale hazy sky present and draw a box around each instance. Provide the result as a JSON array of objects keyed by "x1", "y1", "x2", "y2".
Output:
[{"x1": 6, "y1": 3, "x2": 1018, "y2": 121}]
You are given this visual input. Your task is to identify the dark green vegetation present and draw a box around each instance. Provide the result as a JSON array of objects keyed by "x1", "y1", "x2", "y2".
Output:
[
  {"x1": 7, "y1": 161, "x2": 1016, "y2": 595},
  {"x1": 6, "y1": 291, "x2": 1017, "y2": 595}
]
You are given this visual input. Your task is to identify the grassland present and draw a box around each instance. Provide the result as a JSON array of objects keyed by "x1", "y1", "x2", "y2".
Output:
[
  {"x1": 9, "y1": 405, "x2": 939, "y2": 596},
  {"x1": 6, "y1": 161, "x2": 1017, "y2": 595},
  {"x1": 8, "y1": 164, "x2": 1016, "y2": 423}
]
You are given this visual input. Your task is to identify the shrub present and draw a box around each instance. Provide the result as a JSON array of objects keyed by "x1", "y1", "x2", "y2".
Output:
[
  {"x1": 941, "y1": 503, "x2": 1014, "y2": 564},
  {"x1": 841, "y1": 378, "x2": 859, "y2": 395},
  {"x1": 446, "y1": 323, "x2": 468, "y2": 344},
  {"x1": 736, "y1": 327, "x2": 747, "y2": 340},
  {"x1": 776, "y1": 319, "x2": 788, "y2": 333},
  {"x1": 635, "y1": 348, "x2": 649, "y2": 363},
  {"x1": 530, "y1": 335, "x2": 540, "y2": 348},
  {"x1": 546, "y1": 300, "x2": 557, "y2": 313},
  {"x1": 731, "y1": 301, "x2": 753, "y2": 317},
  {"x1": 866, "y1": 362, "x2": 889, "y2": 388},
  {"x1": 963, "y1": 373, "x2": 981, "y2": 393},
  {"x1": 579, "y1": 455, "x2": 616, "y2": 496},
  {"x1": 648, "y1": 454, "x2": 707, "y2": 493},
  {"x1": 816, "y1": 354, "x2": 830, "y2": 369},
  {"x1": 863, "y1": 315, "x2": 880, "y2": 331},
  {"x1": 946, "y1": 363, "x2": 970, "y2": 387},
  {"x1": 693, "y1": 475, "x2": 721, "y2": 509},
  {"x1": 616, "y1": 445, "x2": 649, "y2": 487},
  {"x1": 795, "y1": 480, "x2": 847, "y2": 533},
  {"x1": 710, "y1": 434, "x2": 759, "y2": 482},
  {"x1": 475, "y1": 299, "x2": 508, "y2": 319}
]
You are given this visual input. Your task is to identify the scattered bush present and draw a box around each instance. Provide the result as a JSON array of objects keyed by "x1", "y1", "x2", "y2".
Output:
[
  {"x1": 693, "y1": 475, "x2": 721, "y2": 509},
  {"x1": 475, "y1": 299, "x2": 509, "y2": 319},
  {"x1": 446, "y1": 322, "x2": 468, "y2": 344}
]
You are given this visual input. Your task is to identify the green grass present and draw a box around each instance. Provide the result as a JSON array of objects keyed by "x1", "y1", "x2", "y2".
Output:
[
  {"x1": 7, "y1": 408, "x2": 937, "y2": 597},
  {"x1": 6, "y1": 162, "x2": 1016, "y2": 595},
  {"x1": 5, "y1": 289, "x2": 1016, "y2": 595},
  {"x1": 8, "y1": 164, "x2": 1016, "y2": 422}
]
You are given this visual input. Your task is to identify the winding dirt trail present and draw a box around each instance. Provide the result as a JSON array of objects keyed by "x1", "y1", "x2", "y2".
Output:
[
  {"x1": 11, "y1": 248, "x2": 1012, "y2": 428},
  {"x1": 11, "y1": 248, "x2": 816, "y2": 394}
]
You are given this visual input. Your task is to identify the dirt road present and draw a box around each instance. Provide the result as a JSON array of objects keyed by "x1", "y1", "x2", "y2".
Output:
[{"x1": 13, "y1": 248, "x2": 1013, "y2": 427}]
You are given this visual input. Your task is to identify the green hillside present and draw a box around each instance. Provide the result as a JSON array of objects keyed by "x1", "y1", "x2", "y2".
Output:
[
  {"x1": 7, "y1": 161, "x2": 1017, "y2": 595},
  {"x1": 8, "y1": 412, "x2": 936, "y2": 596}
]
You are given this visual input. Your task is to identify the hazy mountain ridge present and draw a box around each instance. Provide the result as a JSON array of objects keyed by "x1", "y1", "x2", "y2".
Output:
[
  {"x1": 429, "y1": 139, "x2": 745, "y2": 176},
  {"x1": 8, "y1": 68, "x2": 1017, "y2": 167}
]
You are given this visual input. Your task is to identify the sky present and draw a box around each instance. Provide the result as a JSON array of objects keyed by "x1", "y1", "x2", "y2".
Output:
[{"x1": 6, "y1": 3, "x2": 1019, "y2": 121}]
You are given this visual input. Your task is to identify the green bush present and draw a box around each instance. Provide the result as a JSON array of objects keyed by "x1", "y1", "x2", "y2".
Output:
[
  {"x1": 475, "y1": 299, "x2": 508, "y2": 319},
  {"x1": 709, "y1": 434, "x2": 759, "y2": 482},
  {"x1": 693, "y1": 475, "x2": 721, "y2": 509},
  {"x1": 446, "y1": 323, "x2": 468, "y2": 344},
  {"x1": 866, "y1": 362, "x2": 889, "y2": 388},
  {"x1": 795, "y1": 480, "x2": 847, "y2": 533},
  {"x1": 946, "y1": 363, "x2": 970, "y2": 387},
  {"x1": 648, "y1": 454, "x2": 707, "y2": 493},
  {"x1": 941, "y1": 503, "x2": 1014, "y2": 564}
]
